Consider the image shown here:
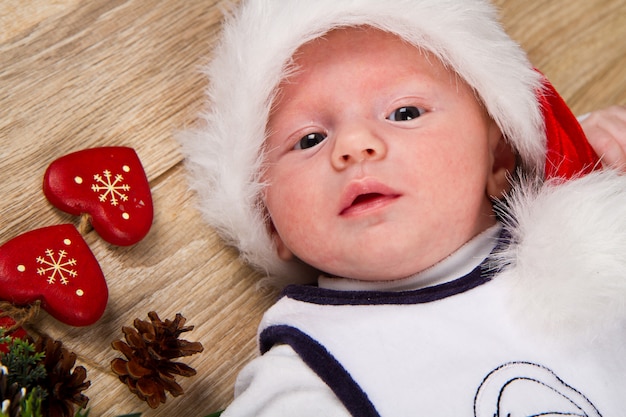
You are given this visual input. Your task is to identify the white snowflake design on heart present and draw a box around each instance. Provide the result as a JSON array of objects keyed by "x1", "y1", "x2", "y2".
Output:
[
  {"x1": 73, "y1": 164, "x2": 133, "y2": 221},
  {"x1": 90, "y1": 166, "x2": 131, "y2": 206},
  {"x1": 33, "y1": 238, "x2": 77, "y2": 287}
]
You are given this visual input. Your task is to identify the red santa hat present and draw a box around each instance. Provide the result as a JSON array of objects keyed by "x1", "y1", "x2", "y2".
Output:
[
  {"x1": 539, "y1": 79, "x2": 599, "y2": 178},
  {"x1": 180, "y1": 0, "x2": 600, "y2": 284}
]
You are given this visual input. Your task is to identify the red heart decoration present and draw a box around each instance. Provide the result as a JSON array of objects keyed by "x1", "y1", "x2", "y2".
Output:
[
  {"x1": 43, "y1": 147, "x2": 153, "y2": 246},
  {"x1": 0, "y1": 312, "x2": 29, "y2": 353},
  {"x1": 0, "y1": 224, "x2": 108, "y2": 326}
]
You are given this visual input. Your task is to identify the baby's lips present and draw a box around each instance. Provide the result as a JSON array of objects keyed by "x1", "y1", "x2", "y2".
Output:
[
  {"x1": 0, "y1": 224, "x2": 108, "y2": 326},
  {"x1": 43, "y1": 146, "x2": 153, "y2": 246},
  {"x1": 339, "y1": 179, "x2": 401, "y2": 215}
]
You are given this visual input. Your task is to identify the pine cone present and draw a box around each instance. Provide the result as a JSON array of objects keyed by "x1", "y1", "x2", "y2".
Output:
[
  {"x1": 111, "y1": 312, "x2": 204, "y2": 408},
  {"x1": 0, "y1": 365, "x2": 25, "y2": 417},
  {"x1": 34, "y1": 336, "x2": 91, "y2": 417}
]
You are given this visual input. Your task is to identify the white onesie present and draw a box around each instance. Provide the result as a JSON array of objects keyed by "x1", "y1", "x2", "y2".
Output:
[{"x1": 224, "y1": 225, "x2": 624, "y2": 416}]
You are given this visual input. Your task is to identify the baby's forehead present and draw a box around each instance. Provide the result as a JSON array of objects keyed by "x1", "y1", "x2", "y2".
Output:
[
  {"x1": 283, "y1": 26, "x2": 461, "y2": 91},
  {"x1": 275, "y1": 26, "x2": 464, "y2": 99},
  {"x1": 292, "y1": 26, "x2": 427, "y2": 63}
]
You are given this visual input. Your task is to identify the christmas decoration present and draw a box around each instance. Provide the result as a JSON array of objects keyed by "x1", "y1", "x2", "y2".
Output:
[
  {"x1": 0, "y1": 307, "x2": 30, "y2": 354},
  {"x1": 0, "y1": 224, "x2": 108, "y2": 326},
  {"x1": 43, "y1": 147, "x2": 153, "y2": 246},
  {"x1": 0, "y1": 365, "x2": 25, "y2": 417},
  {"x1": 0, "y1": 147, "x2": 210, "y2": 414},
  {"x1": 34, "y1": 336, "x2": 90, "y2": 417},
  {"x1": 111, "y1": 312, "x2": 204, "y2": 408},
  {"x1": 0, "y1": 333, "x2": 90, "y2": 417},
  {"x1": 0, "y1": 336, "x2": 46, "y2": 396}
]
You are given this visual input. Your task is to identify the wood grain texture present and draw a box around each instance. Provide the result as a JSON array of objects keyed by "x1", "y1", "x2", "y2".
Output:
[{"x1": 0, "y1": 0, "x2": 624, "y2": 415}]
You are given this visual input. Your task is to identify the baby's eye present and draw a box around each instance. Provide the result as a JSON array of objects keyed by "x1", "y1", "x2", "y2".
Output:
[
  {"x1": 387, "y1": 106, "x2": 425, "y2": 122},
  {"x1": 294, "y1": 132, "x2": 327, "y2": 150}
]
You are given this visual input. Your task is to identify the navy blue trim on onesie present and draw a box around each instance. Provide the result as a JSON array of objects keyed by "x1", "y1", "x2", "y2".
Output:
[
  {"x1": 260, "y1": 325, "x2": 381, "y2": 417},
  {"x1": 281, "y1": 262, "x2": 493, "y2": 306}
]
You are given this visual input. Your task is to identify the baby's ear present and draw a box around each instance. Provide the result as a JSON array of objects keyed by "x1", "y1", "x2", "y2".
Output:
[
  {"x1": 268, "y1": 220, "x2": 295, "y2": 261},
  {"x1": 487, "y1": 129, "x2": 516, "y2": 199}
]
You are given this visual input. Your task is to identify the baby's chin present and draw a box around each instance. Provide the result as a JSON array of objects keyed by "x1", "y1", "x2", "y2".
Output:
[{"x1": 321, "y1": 264, "x2": 434, "y2": 282}]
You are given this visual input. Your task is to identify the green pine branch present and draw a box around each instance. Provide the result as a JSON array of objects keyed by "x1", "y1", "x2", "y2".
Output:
[{"x1": 0, "y1": 338, "x2": 46, "y2": 389}]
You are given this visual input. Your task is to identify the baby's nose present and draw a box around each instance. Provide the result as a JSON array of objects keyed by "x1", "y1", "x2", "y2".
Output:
[{"x1": 331, "y1": 126, "x2": 386, "y2": 170}]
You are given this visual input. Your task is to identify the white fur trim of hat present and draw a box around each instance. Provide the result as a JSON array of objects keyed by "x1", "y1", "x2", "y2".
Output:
[
  {"x1": 180, "y1": 0, "x2": 548, "y2": 284},
  {"x1": 494, "y1": 170, "x2": 626, "y2": 347}
]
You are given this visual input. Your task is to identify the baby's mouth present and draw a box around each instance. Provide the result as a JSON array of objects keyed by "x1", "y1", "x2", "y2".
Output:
[
  {"x1": 351, "y1": 193, "x2": 384, "y2": 206},
  {"x1": 339, "y1": 180, "x2": 401, "y2": 216},
  {"x1": 340, "y1": 192, "x2": 399, "y2": 215}
]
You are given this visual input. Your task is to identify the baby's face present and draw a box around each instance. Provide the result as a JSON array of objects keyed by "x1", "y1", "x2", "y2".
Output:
[{"x1": 264, "y1": 28, "x2": 509, "y2": 281}]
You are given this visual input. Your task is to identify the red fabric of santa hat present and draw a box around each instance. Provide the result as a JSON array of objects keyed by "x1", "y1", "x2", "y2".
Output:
[{"x1": 539, "y1": 75, "x2": 600, "y2": 179}]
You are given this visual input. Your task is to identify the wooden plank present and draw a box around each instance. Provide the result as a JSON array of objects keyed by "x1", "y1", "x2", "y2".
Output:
[
  {"x1": 0, "y1": 0, "x2": 624, "y2": 415},
  {"x1": 498, "y1": 0, "x2": 626, "y2": 112},
  {"x1": 0, "y1": 1, "x2": 277, "y2": 415},
  {"x1": 1, "y1": 0, "x2": 225, "y2": 237},
  {"x1": 0, "y1": 0, "x2": 80, "y2": 43}
]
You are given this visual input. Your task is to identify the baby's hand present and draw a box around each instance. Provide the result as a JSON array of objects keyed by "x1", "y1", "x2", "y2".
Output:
[{"x1": 580, "y1": 105, "x2": 626, "y2": 171}]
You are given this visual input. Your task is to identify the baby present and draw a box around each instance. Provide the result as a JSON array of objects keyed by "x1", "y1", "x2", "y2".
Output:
[{"x1": 182, "y1": 0, "x2": 626, "y2": 415}]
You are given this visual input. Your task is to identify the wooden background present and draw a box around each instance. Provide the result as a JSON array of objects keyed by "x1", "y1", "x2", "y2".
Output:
[{"x1": 0, "y1": 0, "x2": 624, "y2": 415}]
